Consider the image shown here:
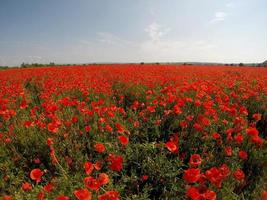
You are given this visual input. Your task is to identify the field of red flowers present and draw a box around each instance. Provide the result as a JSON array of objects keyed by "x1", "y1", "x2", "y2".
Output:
[{"x1": 0, "y1": 65, "x2": 267, "y2": 200}]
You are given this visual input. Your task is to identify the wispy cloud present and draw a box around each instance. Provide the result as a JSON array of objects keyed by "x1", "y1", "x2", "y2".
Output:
[
  {"x1": 70, "y1": 23, "x2": 217, "y2": 63},
  {"x1": 96, "y1": 32, "x2": 136, "y2": 47},
  {"x1": 140, "y1": 23, "x2": 216, "y2": 61},
  {"x1": 27, "y1": 56, "x2": 43, "y2": 63},
  {"x1": 145, "y1": 22, "x2": 171, "y2": 42},
  {"x1": 210, "y1": 11, "x2": 228, "y2": 23}
]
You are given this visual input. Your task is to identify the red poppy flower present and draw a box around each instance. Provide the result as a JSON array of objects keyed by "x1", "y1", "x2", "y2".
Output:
[
  {"x1": 186, "y1": 186, "x2": 216, "y2": 200},
  {"x1": 118, "y1": 136, "x2": 129, "y2": 145},
  {"x1": 133, "y1": 121, "x2": 140, "y2": 127},
  {"x1": 235, "y1": 133, "x2": 243, "y2": 143},
  {"x1": 219, "y1": 164, "x2": 231, "y2": 178},
  {"x1": 64, "y1": 120, "x2": 72, "y2": 127},
  {"x1": 116, "y1": 123, "x2": 125, "y2": 133},
  {"x1": 238, "y1": 150, "x2": 248, "y2": 160},
  {"x1": 24, "y1": 120, "x2": 33, "y2": 127},
  {"x1": 44, "y1": 182, "x2": 54, "y2": 192},
  {"x1": 186, "y1": 187, "x2": 199, "y2": 200},
  {"x1": 252, "y1": 113, "x2": 261, "y2": 121},
  {"x1": 47, "y1": 137, "x2": 54, "y2": 146},
  {"x1": 205, "y1": 164, "x2": 230, "y2": 188},
  {"x1": 74, "y1": 188, "x2": 91, "y2": 200},
  {"x1": 34, "y1": 158, "x2": 41, "y2": 164},
  {"x1": 173, "y1": 105, "x2": 182, "y2": 115},
  {"x1": 37, "y1": 192, "x2": 45, "y2": 200},
  {"x1": 2, "y1": 194, "x2": 13, "y2": 200},
  {"x1": 251, "y1": 136, "x2": 263, "y2": 145},
  {"x1": 57, "y1": 195, "x2": 70, "y2": 200},
  {"x1": 47, "y1": 122, "x2": 59, "y2": 133},
  {"x1": 169, "y1": 133, "x2": 179, "y2": 144},
  {"x1": 165, "y1": 141, "x2": 178, "y2": 153},
  {"x1": 72, "y1": 116, "x2": 78, "y2": 123},
  {"x1": 85, "y1": 125, "x2": 91, "y2": 132},
  {"x1": 203, "y1": 189, "x2": 216, "y2": 200},
  {"x1": 98, "y1": 173, "x2": 109, "y2": 185},
  {"x1": 189, "y1": 154, "x2": 202, "y2": 167},
  {"x1": 98, "y1": 191, "x2": 119, "y2": 200},
  {"x1": 261, "y1": 191, "x2": 267, "y2": 200},
  {"x1": 183, "y1": 168, "x2": 201, "y2": 183},
  {"x1": 84, "y1": 177, "x2": 101, "y2": 191},
  {"x1": 212, "y1": 132, "x2": 220, "y2": 139},
  {"x1": 84, "y1": 161, "x2": 94, "y2": 175},
  {"x1": 224, "y1": 146, "x2": 232, "y2": 156},
  {"x1": 94, "y1": 161, "x2": 103, "y2": 170},
  {"x1": 105, "y1": 125, "x2": 113, "y2": 133},
  {"x1": 107, "y1": 111, "x2": 115, "y2": 118},
  {"x1": 107, "y1": 154, "x2": 123, "y2": 172},
  {"x1": 94, "y1": 143, "x2": 106, "y2": 153},
  {"x1": 22, "y1": 182, "x2": 32, "y2": 191},
  {"x1": 141, "y1": 175, "x2": 149, "y2": 181},
  {"x1": 30, "y1": 168, "x2": 43, "y2": 183},
  {"x1": 233, "y1": 169, "x2": 245, "y2": 181},
  {"x1": 246, "y1": 127, "x2": 259, "y2": 137},
  {"x1": 193, "y1": 123, "x2": 203, "y2": 131}
]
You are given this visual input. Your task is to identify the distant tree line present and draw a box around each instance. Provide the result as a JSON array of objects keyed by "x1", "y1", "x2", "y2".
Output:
[
  {"x1": 19, "y1": 62, "x2": 94, "y2": 68},
  {"x1": 20, "y1": 62, "x2": 57, "y2": 68},
  {"x1": 0, "y1": 66, "x2": 9, "y2": 70},
  {"x1": 224, "y1": 61, "x2": 267, "y2": 67},
  {"x1": 261, "y1": 60, "x2": 267, "y2": 67},
  {"x1": 1, "y1": 60, "x2": 266, "y2": 70}
]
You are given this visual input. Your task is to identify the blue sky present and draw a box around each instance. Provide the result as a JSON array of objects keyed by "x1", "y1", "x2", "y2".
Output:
[{"x1": 0, "y1": 0, "x2": 266, "y2": 66}]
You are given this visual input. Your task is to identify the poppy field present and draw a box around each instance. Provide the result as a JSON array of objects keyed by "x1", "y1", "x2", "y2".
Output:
[{"x1": 0, "y1": 65, "x2": 267, "y2": 200}]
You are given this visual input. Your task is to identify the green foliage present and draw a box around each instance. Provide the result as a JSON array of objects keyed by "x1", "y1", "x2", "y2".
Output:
[{"x1": 1, "y1": 78, "x2": 267, "y2": 199}]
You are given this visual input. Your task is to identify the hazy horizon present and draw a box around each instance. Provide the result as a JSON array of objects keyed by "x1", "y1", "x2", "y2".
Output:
[{"x1": 1, "y1": 0, "x2": 266, "y2": 66}]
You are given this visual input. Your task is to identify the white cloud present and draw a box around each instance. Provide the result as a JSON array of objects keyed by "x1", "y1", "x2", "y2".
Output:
[
  {"x1": 145, "y1": 22, "x2": 171, "y2": 42},
  {"x1": 73, "y1": 23, "x2": 217, "y2": 63},
  {"x1": 1, "y1": 23, "x2": 217, "y2": 66},
  {"x1": 27, "y1": 56, "x2": 43, "y2": 63},
  {"x1": 139, "y1": 23, "x2": 217, "y2": 62},
  {"x1": 210, "y1": 11, "x2": 228, "y2": 23},
  {"x1": 71, "y1": 33, "x2": 141, "y2": 63}
]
